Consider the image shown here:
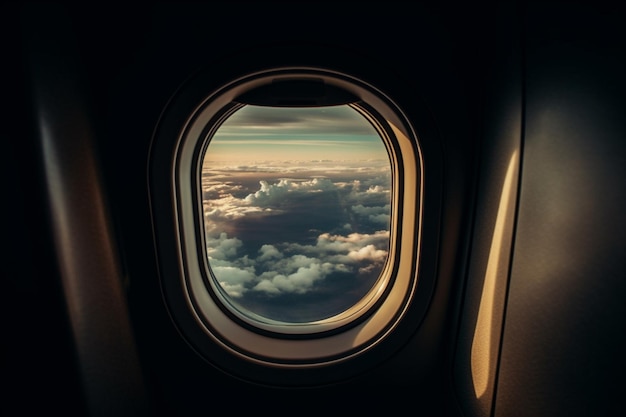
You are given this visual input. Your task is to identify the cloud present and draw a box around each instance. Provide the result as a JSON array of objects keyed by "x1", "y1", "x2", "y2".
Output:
[
  {"x1": 273, "y1": 231, "x2": 390, "y2": 272},
  {"x1": 351, "y1": 204, "x2": 391, "y2": 225},
  {"x1": 256, "y1": 254, "x2": 321, "y2": 279},
  {"x1": 202, "y1": 181, "x2": 242, "y2": 196},
  {"x1": 257, "y1": 244, "x2": 283, "y2": 261},
  {"x1": 212, "y1": 265, "x2": 256, "y2": 298},
  {"x1": 309, "y1": 230, "x2": 389, "y2": 253},
  {"x1": 202, "y1": 160, "x2": 390, "y2": 175},
  {"x1": 204, "y1": 178, "x2": 337, "y2": 223},
  {"x1": 201, "y1": 165, "x2": 393, "y2": 313},
  {"x1": 203, "y1": 174, "x2": 391, "y2": 227},
  {"x1": 351, "y1": 204, "x2": 389, "y2": 216},
  {"x1": 244, "y1": 177, "x2": 337, "y2": 206},
  {"x1": 206, "y1": 232, "x2": 243, "y2": 259},
  {"x1": 366, "y1": 185, "x2": 388, "y2": 193},
  {"x1": 244, "y1": 180, "x2": 291, "y2": 206},
  {"x1": 204, "y1": 205, "x2": 266, "y2": 222},
  {"x1": 213, "y1": 265, "x2": 256, "y2": 285},
  {"x1": 253, "y1": 262, "x2": 325, "y2": 295},
  {"x1": 206, "y1": 230, "x2": 389, "y2": 297},
  {"x1": 347, "y1": 244, "x2": 388, "y2": 262}
]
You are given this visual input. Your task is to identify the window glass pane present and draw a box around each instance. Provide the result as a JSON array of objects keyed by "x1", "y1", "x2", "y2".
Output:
[{"x1": 201, "y1": 105, "x2": 392, "y2": 323}]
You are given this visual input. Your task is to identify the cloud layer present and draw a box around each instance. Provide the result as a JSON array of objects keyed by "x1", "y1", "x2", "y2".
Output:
[{"x1": 202, "y1": 161, "x2": 392, "y2": 322}]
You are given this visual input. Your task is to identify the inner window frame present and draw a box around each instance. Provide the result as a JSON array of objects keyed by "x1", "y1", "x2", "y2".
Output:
[{"x1": 196, "y1": 101, "x2": 400, "y2": 335}]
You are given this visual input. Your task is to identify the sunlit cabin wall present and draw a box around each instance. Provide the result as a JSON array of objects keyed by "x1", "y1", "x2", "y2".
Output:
[
  {"x1": 495, "y1": 4, "x2": 626, "y2": 417},
  {"x1": 453, "y1": 3, "x2": 523, "y2": 416}
]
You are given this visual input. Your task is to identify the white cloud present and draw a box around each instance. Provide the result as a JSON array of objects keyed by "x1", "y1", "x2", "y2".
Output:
[
  {"x1": 252, "y1": 279, "x2": 282, "y2": 294},
  {"x1": 205, "y1": 230, "x2": 388, "y2": 297},
  {"x1": 291, "y1": 177, "x2": 336, "y2": 191},
  {"x1": 281, "y1": 231, "x2": 390, "y2": 267},
  {"x1": 253, "y1": 263, "x2": 324, "y2": 295},
  {"x1": 202, "y1": 171, "x2": 392, "y2": 299},
  {"x1": 244, "y1": 180, "x2": 291, "y2": 205},
  {"x1": 202, "y1": 181, "x2": 242, "y2": 195},
  {"x1": 366, "y1": 185, "x2": 388, "y2": 193},
  {"x1": 244, "y1": 177, "x2": 337, "y2": 206},
  {"x1": 212, "y1": 265, "x2": 256, "y2": 298},
  {"x1": 204, "y1": 205, "x2": 266, "y2": 221},
  {"x1": 202, "y1": 170, "x2": 392, "y2": 233},
  {"x1": 206, "y1": 232, "x2": 243, "y2": 260},
  {"x1": 257, "y1": 244, "x2": 283, "y2": 261},
  {"x1": 351, "y1": 204, "x2": 391, "y2": 225},
  {"x1": 351, "y1": 204, "x2": 390, "y2": 216},
  {"x1": 219, "y1": 282, "x2": 247, "y2": 298},
  {"x1": 347, "y1": 244, "x2": 388, "y2": 262},
  {"x1": 255, "y1": 254, "x2": 323, "y2": 281}
]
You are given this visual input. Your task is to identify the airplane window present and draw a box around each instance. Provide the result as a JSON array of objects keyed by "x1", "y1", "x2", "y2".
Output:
[
  {"x1": 201, "y1": 105, "x2": 392, "y2": 324},
  {"x1": 151, "y1": 67, "x2": 424, "y2": 381}
]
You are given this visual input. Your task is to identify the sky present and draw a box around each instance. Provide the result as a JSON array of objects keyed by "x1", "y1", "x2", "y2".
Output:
[
  {"x1": 201, "y1": 104, "x2": 392, "y2": 323},
  {"x1": 204, "y1": 105, "x2": 387, "y2": 163}
]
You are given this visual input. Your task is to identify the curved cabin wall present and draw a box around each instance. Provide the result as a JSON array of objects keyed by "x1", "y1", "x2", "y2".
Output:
[
  {"x1": 455, "y1": 3, "x2": 626, "y2": 417},
  {"x1": 494, "y1": 4, "x2": 626, "y2": 416}
]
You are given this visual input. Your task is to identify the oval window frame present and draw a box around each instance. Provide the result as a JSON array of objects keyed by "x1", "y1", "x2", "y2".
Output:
[{"x1": 152, "y1": 66, "x2": 424, "y2": 374}]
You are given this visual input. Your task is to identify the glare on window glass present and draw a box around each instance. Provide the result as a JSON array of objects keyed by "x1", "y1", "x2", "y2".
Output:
[{"x1": 201, "y1": 105, "x2": 392, "y2": 323}]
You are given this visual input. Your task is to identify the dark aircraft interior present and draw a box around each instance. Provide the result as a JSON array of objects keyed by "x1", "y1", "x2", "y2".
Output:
[{"x1": 3, "y1": 2, "x2": 625, "y2": 416}]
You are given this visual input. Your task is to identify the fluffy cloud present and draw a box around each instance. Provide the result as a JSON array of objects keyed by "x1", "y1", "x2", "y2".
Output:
[
  {"x1": 212, "y1": 265, "x2": 256, "y2": 298},
  {"x1": 206, "y1": 232, "x2": 243, "y2": 259},
  {"x1": 253, "y1": 263, "x2": 325, "y2": 294},
  {"x1": 257, "y1": 244, "x2": 283, "y2": 261},
  {"x1": 207, "y1": 231, "x2": 389, "y2": 298},
  {"x1": 366, "y1": 185, "x2": 388, "y2": 193},
  {"x1": 299, "y1": 230, "x2": 390, "y2": 257},
  {"x1": 201, "y1": 166, "x2": 393, "y2": 309},
  {"x1": 244, "y1": 177, "x2": 337, "y2": 206},
  {"x1": 202, "y1": 170, "x2": 390, "y2": 225},
  {"x1": 202, "y1": 181, "x2": 242, "y2": 196},
  {"x1": 206, "y1": 230, "x2": 389, "y2": 298},
  {"x1": 347, "y1": 244, "x2": 388, "y2": 262},
  {"x1": 351, "y1": 204, "x2": 391, "y2": 225}
]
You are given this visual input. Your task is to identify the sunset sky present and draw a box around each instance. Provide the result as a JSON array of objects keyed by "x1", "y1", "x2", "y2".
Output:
[{"x1": 203, "y1": 104, "x2": 387, "y2": 163}]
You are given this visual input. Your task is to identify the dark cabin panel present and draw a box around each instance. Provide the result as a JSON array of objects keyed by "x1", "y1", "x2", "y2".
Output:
[{"x1": 495, "y1": 4, "x2": 626, "y2": 417}]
